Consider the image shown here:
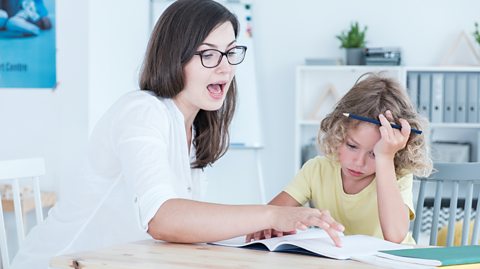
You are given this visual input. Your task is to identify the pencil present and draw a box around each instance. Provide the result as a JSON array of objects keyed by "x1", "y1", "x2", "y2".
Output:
[{"x1": 343, "y1": 113, "x2": 422, "y2": 135}]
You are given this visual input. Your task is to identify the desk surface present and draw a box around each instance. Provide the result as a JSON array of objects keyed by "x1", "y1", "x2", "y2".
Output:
[
  {"x1": 1, "y1": 191, "x2": 56, "y2": 212},
  {"x1": 50, "y1": 240, "x2": 385, "y2": 269}
]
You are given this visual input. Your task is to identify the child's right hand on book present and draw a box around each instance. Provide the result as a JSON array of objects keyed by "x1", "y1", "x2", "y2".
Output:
[{"x1": 245, "y1": 206, "x2": 345, "y2": 247}]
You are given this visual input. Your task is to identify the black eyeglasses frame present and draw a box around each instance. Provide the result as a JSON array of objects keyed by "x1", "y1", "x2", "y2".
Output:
[{"x1": 194, "y1": 45, "x2": 247, "y2": 68}]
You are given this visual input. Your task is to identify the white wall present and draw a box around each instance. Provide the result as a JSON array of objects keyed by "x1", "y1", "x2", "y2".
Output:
[
  {"x1": 206, "y1": 0, "x2": 480, "y2": 204},
  {"x1": 87, "y1": 0, "x2": 150, "y2": 133},
  {"x1": 1, "y1": 0, "x2": 480, "y2": 204},
  {"x1": 0, "y1": 0, "x2": 89, "y2": 193}
]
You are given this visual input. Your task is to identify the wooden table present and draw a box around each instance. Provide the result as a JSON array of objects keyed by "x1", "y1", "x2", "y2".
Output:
[
  {"x1": 50, "y1": 240, "x2": 386, "y2": 269},
  {"x1": 1, "y1": 191, "x2": 56, "y2": 213}
]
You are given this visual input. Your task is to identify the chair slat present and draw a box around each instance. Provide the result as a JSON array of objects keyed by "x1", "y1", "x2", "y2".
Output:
[
  {"x1": 461, "y1": 181, "x2": 473, "y2": 245},
  {"x1": 413, "y1": 179, "x2": 427, "y2": 242},
  {"x1": 0, "y1": 195, "x2": 11, "y2": 269},
  {"x1": 33, "y1": 177, "x2": 44, "y2": 224},
  {"x1": 446, "y1": 181, "x2": 459, "y2": 246},
  {"x1": 472, "y1": 188, "x2": 480, "y2": 245},
  {"x1": 11, "y1": 180, "x2": 26, "y2": 245},
  {"x1": 430, "y1": 180, "x2": 443, "y2": 245}
]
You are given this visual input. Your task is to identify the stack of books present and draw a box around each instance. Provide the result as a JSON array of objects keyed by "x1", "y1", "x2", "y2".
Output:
[{"x1": 365, "y1": 47, "x2": 401, "y2": 65}]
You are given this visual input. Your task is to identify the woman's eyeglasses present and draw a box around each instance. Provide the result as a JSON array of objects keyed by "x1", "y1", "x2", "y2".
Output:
[{"x1": 195, "y1": 46, "x2": 247, "y2": 68}]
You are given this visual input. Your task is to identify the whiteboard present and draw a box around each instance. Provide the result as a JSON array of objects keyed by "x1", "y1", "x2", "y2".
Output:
[{"x1": 150, "y1": 0, "x2": 262, "y2": 148}]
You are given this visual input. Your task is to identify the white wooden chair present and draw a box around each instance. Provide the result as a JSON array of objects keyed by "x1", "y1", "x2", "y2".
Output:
[
  {"x1": 412, "y1": 162, "x2": 480, "y2": 246},
  {"x1": 0, "y1": 158, "x2": 46, "y2": 269}
]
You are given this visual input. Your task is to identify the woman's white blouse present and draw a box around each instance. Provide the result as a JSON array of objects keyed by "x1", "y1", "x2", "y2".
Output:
[{"x1": 11, "y1": 90, "x2": 207, "y2": 269}]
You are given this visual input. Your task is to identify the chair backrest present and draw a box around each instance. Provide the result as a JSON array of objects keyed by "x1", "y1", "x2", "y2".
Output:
[
  {"x1": 412, "y1": 162, "x2": 480, "y2": 246},
  {"x1": 0, "y1": 158, "x2": 45, "y2": 269}
]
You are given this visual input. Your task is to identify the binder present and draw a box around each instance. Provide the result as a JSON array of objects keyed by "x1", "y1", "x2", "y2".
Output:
[
  {"x1": 467, "y1": 74, "x2": 479, "y2": 123},
  {"x1": 406, "y1": 72, "x2": 419, "y2": 111},
  {"x1": 430, "y1": 73, "x2": 444, "y2": 123},
  {"x1": 418, "y1": 73, "x2": 431, "y2": 120},
  {"x1": 443, "y1": 74, "x2": 456, "y2": 123},
  {"x1": 477, "y1": 131, "x2": 480, "y2": 162},
  {"x1": 455, "y1": 73, "x2": 467, "y2": 123}
]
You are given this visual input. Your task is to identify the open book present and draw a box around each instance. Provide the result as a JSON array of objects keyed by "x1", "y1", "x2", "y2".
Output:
[{"x1": 211, "y1": 229, "x2": 411, "y2": 260}]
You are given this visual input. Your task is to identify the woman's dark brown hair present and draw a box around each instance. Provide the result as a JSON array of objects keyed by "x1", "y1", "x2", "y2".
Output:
[{"x1": 139, "y1": 0, "x2": 239, "y2": 168}]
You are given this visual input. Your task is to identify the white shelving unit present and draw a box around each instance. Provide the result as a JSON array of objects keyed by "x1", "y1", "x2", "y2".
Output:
[{"x1": 295, "y1": 65, "x2": 480, "y2": 172}]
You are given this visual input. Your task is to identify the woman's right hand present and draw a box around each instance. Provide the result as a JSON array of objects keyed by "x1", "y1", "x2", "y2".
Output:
[{"x1": 246, "y1": 206, "x2": 345, "y2": 247}]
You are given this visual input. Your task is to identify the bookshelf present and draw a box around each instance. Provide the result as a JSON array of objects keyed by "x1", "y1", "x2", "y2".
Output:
[{"x1": 294, "y1": 65, "x2": 480, "y2": 172}]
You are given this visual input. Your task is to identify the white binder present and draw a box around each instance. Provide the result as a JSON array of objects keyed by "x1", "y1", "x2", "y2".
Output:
[
  {"x1": 467, "y1": 74, "x2": 479, "y2": 123},
  {"x1": 455, "y1": 74, "x2": 467, "y2": 123},
  {"x1": 430, "y1": 73, "x2": 444, "y2": 123},
  {"x1": 418, "y1": 73, "x2": 431, "y2": 120},
  {"x1": 443, "y1": 74, "x2": 456, "y2": 123}
]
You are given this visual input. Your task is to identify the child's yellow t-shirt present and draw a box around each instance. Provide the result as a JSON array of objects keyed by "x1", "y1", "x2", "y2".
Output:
[{"x1": 285, "y1": 156, "x2": 415, "y2": 244}]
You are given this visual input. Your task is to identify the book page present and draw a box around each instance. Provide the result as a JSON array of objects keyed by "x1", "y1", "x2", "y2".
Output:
[
  {"x1": 352, "y1": 255, "x2": 435, "y2": 269},
  {"x1": 284, "y1": 235, "x2": 411, "y2": 260},
  {"x1": 376, "y1": 252, "x2": 441, "y2": 266}
]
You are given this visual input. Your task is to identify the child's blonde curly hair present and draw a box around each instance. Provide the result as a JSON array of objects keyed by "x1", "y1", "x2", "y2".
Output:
[{"x1": 319, "y1": 72, "x2": 433, "y2": 178}]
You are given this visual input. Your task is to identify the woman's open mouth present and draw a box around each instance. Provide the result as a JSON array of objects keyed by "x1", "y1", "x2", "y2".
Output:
[{"x1": 207, "y1": 82, "x2": 226, "y2": 100}]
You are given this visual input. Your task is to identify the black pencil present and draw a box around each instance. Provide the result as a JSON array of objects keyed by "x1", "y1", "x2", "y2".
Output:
[{"x1": 343, "y1": 113, "x2": 422, "y2": 135}]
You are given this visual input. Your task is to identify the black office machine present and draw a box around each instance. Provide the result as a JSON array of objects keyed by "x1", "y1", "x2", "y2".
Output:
[{"x1": 365, "y1": 47, "x2": 401, "y2": 65}]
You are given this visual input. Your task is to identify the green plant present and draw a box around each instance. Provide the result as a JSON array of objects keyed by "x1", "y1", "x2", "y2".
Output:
[
  {"x1": 336, "y1": 22, "x2": 367, "y2": 48},
  {"x1": 474, "y1": 22, "x2": 480, "y2": 46}
]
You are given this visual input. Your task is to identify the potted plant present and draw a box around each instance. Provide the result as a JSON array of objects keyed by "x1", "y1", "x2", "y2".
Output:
[
  {"x1": 474, "y1": 22, "x2": 480, "y2": 47},
  {"x1": 336, "y1": 22, "x2": 368, "y2": 65}
]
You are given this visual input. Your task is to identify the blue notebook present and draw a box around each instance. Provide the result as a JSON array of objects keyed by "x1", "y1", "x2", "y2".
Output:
[{"x1": 377, "y1": 245, "x2": 480, "y2": 266}]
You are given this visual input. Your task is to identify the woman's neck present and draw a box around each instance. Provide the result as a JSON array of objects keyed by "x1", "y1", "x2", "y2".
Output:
[{"x1": 172, "y1": 97, "x2": 197, "y2": 153}]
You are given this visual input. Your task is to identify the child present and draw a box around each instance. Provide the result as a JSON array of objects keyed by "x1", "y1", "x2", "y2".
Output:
[{"x1": 248, "y1": 73, "x2": 432, "y2": 244}]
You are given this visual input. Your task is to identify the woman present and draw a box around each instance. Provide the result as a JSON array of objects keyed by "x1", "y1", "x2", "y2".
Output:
[{"x1": 12, "y1": 1, "x2": 343, "y2": 268}]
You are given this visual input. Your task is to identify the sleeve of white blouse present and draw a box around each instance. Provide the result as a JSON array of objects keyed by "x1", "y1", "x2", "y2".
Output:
[{"x1": 110, "y1": 96, "x2": 178, "y2": 231}]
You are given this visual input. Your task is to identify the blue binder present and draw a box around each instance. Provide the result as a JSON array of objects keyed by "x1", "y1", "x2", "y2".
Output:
[
  {"x1": 467, "y1": 74, "x2": 479, "y2": 123},
  {"x1": 418, "y1": 73, "x2": 431, "y2": 120},
  {"x1": 455, "y1": 74, "x2": 467, "y2": 123},
  {"x1": 407, "y1": 73, "x2": 419, "y2": 111},
  {"x1": 431, "y1": 73, "x2": 444, "y2": 123},
  {"x1": 443, "y1": 74, "x2": 456, "y2": 123}
]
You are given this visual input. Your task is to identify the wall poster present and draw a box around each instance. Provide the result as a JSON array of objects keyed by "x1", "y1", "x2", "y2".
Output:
[{"x1": 0, "y1": 0, "x2": 56, "y2": 88}]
